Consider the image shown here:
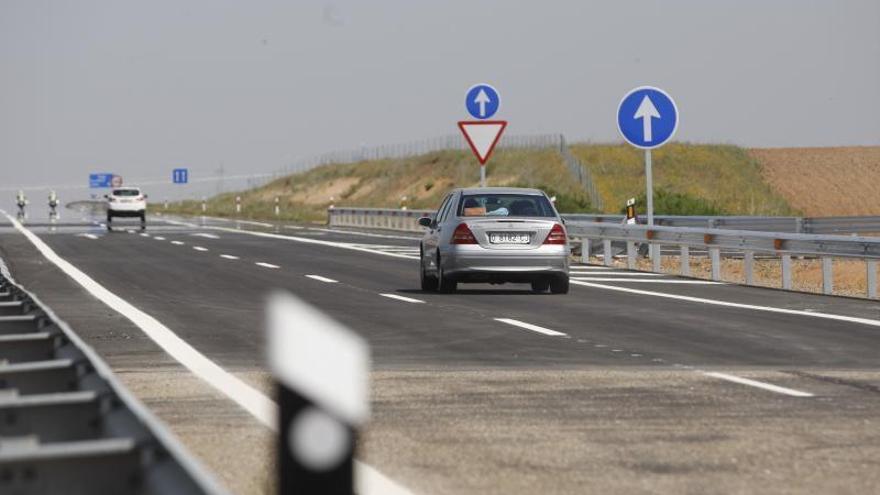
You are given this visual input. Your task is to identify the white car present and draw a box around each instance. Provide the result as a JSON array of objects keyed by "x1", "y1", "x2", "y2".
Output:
[{"x1": 106, "y1": 187, "x2": 147, "y2": 228}]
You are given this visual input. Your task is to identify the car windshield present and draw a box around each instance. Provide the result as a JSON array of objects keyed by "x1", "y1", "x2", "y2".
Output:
[
  {"x1": 112, "y1": 189, "x2": 140, "y2": 197},
  {"x1": 457, "y1": 194, "x2": 555, "y2": 218}
]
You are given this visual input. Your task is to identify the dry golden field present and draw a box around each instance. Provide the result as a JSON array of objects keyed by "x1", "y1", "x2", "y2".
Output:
[{"x1": 750, "y1": 146, "x2": 880, "y2": 217}]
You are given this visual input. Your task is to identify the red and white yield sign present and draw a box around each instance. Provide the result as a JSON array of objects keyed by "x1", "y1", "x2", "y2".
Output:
[{"x1": 458, "y1": 120, "x2": 507, "y2": 165}]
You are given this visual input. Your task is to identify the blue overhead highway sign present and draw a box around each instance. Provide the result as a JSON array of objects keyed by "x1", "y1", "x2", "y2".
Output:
[
  {"x1": 89, "y1": 173, "x2": 113, "y2": 188},
  {"x1": 173, "y1": 168, "x2": 189, "y2": 184},
  {"x1": 617, "y1": 86, "x2": 678, "y2": 149},
  {"x1": 465, "y1": 83, "x2": 500, "y2": 120}
]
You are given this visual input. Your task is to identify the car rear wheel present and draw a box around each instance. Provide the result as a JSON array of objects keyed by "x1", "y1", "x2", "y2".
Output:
[
  {"x1": 531, "y1": 280, "x2": 550, "y2": 293},
  {"x1": 437, "y1": 256, "x2": 457, "y2": 293},
  {"x1": 550, "y1": 275, "x2": 569, "y2": 294}
]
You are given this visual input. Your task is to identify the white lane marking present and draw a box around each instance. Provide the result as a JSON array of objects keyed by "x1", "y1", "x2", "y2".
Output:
[
  {"x1": 571, "y1": 278, "x2": 723, "y2": 284},
  {"x1": 192, "y1": 246, "x2": 209, "y2": 252},
  {"x1": 379, "y1": 293, "x2": 425, "y2": 304},
  {"x1": 154, "y1": 236, "x2": 166, "y2": 241},
  {"x1": 171, "y1": 240, "x2": 185, "y2": 245},
  {"x1": 571, "y1": 272, "x2": 665, "y2": 277},
  {"x1": 192, "y1": 233, "x2": 220, "y2": 239},
  {"x1": 2, "y1": 211, "x2": 412, "y2": 495},
  {"x1": 494, "y1": 318, "x2": 568, "y2": 337},
  {"x1": 703, "y1": 372, "x2": 814, "y2": 397},
  {"x1": 312, "y1": 227, "x2": 421, "y2": 241},
  {"x1": 255, "y1": 262, "x2": 280, "y2": 269},
  {"x1": 140, "y1": 233, "x2": 150, "y2": 237},
  {"x1": 220, "y1": 254, "x2": 239, "y2": 260},
  {"x1": 569, "y1": 280, "x2": 880, "y2": 329},
  {"x1": 570, "y1": 265, "x2": 611, "y2": 270},
  {"x1": 78, "y1": 234, "x2": 98, "y2": 240},
  {"x1": 306, "y1": 275, "x2": 338, "y2": 283},
  {"x1": 162, "y1": 218, "x2": 420, "y2": 260},
  {"x1": 127, "y1": 230, "x2": 136, "y2": 234}
]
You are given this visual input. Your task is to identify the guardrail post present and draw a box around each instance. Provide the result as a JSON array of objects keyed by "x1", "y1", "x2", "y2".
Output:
[
  {"x1": 744, "y1": 250, "x2": 755, "y2": 285},
  {"x1": 626, "y1": 241, "x2": 636, "y2": 270},
  {"x1": 680, "y1": 245, "x2": 690, "y2": 276},
  {"x1": 822, "y1": 257, "x2": 834, "y2": 295},
  {"x1": 781, "y1": 254, "x2": 792, "y2": 290},
  {"x1": 709, "y1": 247, "x2": 721, "y2": 281},
  {"x1": 580, "y1": 238, "x2": 590, "y2": 264},
  {"x1": 652, "y1": 244, "x2": 662, "y2": 273},
  {"x1": 868, "y1": 260, "x2": 878, "y2": 299},
  {"x1": 603, "y1": 239, "x2": 612, "y2": 267}
]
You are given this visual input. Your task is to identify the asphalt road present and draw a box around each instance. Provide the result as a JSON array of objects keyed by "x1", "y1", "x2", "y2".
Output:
[{"x1": 1, "y1": 209, "x2": 879, "y2": 494}]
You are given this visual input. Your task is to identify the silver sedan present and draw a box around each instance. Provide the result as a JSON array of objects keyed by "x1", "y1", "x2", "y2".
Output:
[{"x1": 418, "y1": 187, "x2": 570, "y2": 294}]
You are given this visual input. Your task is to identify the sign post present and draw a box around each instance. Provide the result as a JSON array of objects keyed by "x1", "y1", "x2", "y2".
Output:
[
  {"x1": 172, "y1": 168, "x2": 189, "y2": 184},
  {"x1": 459, "y1": 83, "x2": 506, "y2": 187},
  {"x1": 617, "y1": 86, "x2": 679, "y2": 226}
]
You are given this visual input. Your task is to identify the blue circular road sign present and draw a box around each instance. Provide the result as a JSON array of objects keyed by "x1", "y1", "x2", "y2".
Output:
[
  {"x1": 465, "y1": 84, "x2": 500, "y2": 120},
  {"x1": 617, "y1": 86, "x2": 678, "y2": 149}
]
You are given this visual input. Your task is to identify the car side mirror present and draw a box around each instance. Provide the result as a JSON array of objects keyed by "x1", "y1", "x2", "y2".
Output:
[{"x1": 418, "y1": 217, "x2": 433, "y2": 228}]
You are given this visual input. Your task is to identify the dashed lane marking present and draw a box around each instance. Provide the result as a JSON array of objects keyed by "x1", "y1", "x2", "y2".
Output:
[
  {"x1": 494, "y1": 318, "x2": 568, "y2": 337},
  {"x1": 192, "y1": 246, "x2": 209, "y2": 252},
  {"x1": 255, "y1": 262, "x2": 280, "y2": 269},
  {"x1": 379, "y1": 293, "x2": 425, "y2": 304},
  {"x1": 305, "y1": 275, "x2": 338, "y2": 283},
  {"x1": 220, "y1": 254, "x2": 239, "y2": 260}
]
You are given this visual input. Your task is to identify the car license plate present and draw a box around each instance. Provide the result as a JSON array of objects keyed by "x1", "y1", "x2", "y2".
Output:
[{"x1": 489, "y1": 232, "x2": 531, "y2": 244}]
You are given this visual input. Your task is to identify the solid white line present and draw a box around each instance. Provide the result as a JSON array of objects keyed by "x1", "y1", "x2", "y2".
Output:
[
  {"x1": 192, "y1": 233, "x2": 220, "y2": 239},
  {"x1": 255, "y1": 262, "x2": 280, "y2": 269},
  {"x1": 570, "y1": 272, "x2": 666, "y2": 277},
  {"x1": 309, "y1": 227, "x2": 421, "y2": 241},
  {"x1": 569, "y1": 280, "x2": 880, "y2": 328},
  {"x1": 79, "y1": 234, "x2": 98, "y2": 240},
  {"x1": 1, "y1": 211, "x2": 412, "y2": 495},
  {"x1": 220, "y1": 254, "x2": 239, "y2": 260},
  {"x1": 703, "y1": 372, "x2": 814, "y2": 397},
  {"x1": 171, "y1": 240, "x2": 185, "y2": 245},
  {"x1": 154, "y1": 236, "x2": 166, "y2": 241},
  {"x1": 305, "y1": 275, "x2": 338, "y2": 283},
  {"x1": 571, "y1": 278, "x2": 723, "y2": 284},
  {"x1": 192, "y1": 246, "x2": 209, "y2": 252},
  {"x1": 379, "y1": 293, "x2": 425, "y2": 304},
  {"x1": 494, "y1": 318, "x2": 567, "y2": 337}
]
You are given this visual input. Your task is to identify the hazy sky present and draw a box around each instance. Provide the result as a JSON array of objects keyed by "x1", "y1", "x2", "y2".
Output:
[{"x1": 2, "y1": 0, "x2": 879, "y2": 188}]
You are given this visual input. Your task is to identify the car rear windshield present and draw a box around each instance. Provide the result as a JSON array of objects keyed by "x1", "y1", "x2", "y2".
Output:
[
  {"x1": 457, "y1": 194, "x2": 556, "y2": 218},
  {"x1": 112, "y1": 189, "x2": 140, "y2": 196}
]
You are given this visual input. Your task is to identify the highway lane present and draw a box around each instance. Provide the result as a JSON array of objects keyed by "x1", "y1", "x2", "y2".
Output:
[{"x1": 2, "y1": 213, "x2": 880, "y2": 494}]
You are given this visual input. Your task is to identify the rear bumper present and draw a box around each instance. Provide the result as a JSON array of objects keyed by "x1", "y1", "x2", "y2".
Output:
[
  {"x1": 440, "y1": 245, "x2": 568, "y2": 282},
  {"x1": 108, "y1": 209, "x2": 145, "y2": 217}
]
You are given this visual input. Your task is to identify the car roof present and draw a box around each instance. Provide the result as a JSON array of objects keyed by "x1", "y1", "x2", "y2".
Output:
[{"x1": 455, "y1": 187, "x2": 546, "y2": 195}]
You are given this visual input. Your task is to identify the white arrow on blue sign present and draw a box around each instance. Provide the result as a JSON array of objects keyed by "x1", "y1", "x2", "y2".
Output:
[
  {"x1": 172, "y1": 168, "x2": 188, "y2": 184},
  {"x1": 465, "y1": 83, "x2": 500, "y2": 120},
  {"x1": 617, "y1": 86, "x2": 678, "y2": 149}
]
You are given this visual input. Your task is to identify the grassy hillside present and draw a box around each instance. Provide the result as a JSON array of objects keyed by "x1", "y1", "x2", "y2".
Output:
[
  {"x1": 571, "y1": 143, "x2": 795, "y2": 215},
  {"x1": 750, "y1": 146, "x2": 880, "y2": 216},
  {"x1": 168, "y1": 148, "x2": 592, "y2": 222}
]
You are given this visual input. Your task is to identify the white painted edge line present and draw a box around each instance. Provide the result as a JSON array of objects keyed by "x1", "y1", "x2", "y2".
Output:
[
  {"x1": 192, "y1": 246, "x2": 209, "y2": 252},
  {"x1": 255, "y1": 262, "x2": 280, "y2": 269},
  {"x1": 305, "y1": 275, "x2": 338, "y2": 283},
  {"x1": 571, "y1": 278, "x2": 723, "y2": 284},
  {"x1": 219, "y1": 254, "x2": 239, "y2": 260},
  {"x1": 192, "y1": 233, "x2": 220, "y2": 239},
  {"x1": 154, "y1": 236, "x2": 166, "y2": 241},
  {"x1": 569, "y1": 280, "x2": 880, "y2": 329},
  {"x1": 570, "y1": 272, "x2": 665, "y2": 276},
  {"x1": 1, "y1": 211, "x2": 412, "y2": 495},
  {"x1": 311, "y1": 227, "x2": 422, "y2": 241},
  {"x1": 379, "y1": 293, "x2": 425, "y2": 304},
  {"x1": 494, "y1": 318, "x2": 567, "y2": 337},
  {"x1": 703, "y1": 372, "x2": 814, "y2": 397},
  {"x1": 171, "y1": 240, "x2": 185, "y2": 245},
  {"x1": 162, "y1": 218, "x2": 420, "y2": 260},
  {"x1": 79, "y1": 233, "x2": 98, "y2": 240}
]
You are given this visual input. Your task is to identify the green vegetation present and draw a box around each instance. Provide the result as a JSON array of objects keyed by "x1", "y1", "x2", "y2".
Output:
[
  {"x1": 165, "y1": 142, "x2": 796, "y2": 222},
  {"x1": 166, "y1": 148, "x2": 593, "y2": 222},
  {"x1": 570, "y1": 142, "x2": 795, "y2": 215}
]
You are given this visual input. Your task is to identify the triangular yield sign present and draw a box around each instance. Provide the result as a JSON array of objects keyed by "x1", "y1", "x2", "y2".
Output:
[{"x1": 458, "y1": 120, "x2": 507, "y2": 165}]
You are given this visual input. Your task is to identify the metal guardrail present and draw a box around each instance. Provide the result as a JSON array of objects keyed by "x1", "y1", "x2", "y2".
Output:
[
  {"x1": 562, "y1": 214, "x2": 880, "y2": 234},
  {"x1": 0, "y1": 261, "x2": 225, "y2": 495},
  {"x1": 567, "y1": 222, "x2": 879, "y2": 298}
]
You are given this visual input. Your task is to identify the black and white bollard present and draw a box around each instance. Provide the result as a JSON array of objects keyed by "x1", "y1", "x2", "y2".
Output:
[
  {"x1": 624, "y1": 197, "x2": 638, "y2": 225},
  {"x1": 268, "y1": 293, "x2": 369, "y2": 495},
  {"x1": 236, "y1": 196, "x2": 242, "y2": 214},
  {"x1": 275, "y1": 197, "x2": 280, "y2": 216},
  {"x1": 202, "y1": 198, "x2": 207, "y2": 213}
]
